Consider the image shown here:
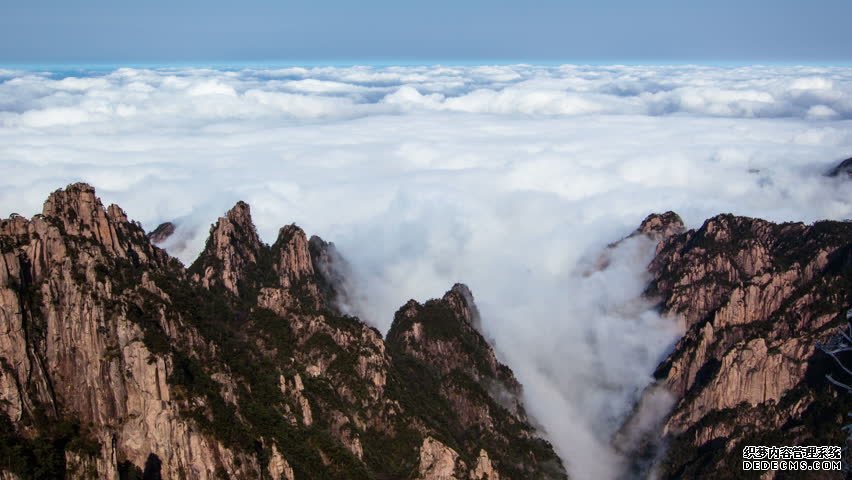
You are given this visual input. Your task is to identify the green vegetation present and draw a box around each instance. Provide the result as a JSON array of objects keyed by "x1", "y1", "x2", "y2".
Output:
[
  {"x1": 148, "y1": 266, "x2": 375, "y2": 478},
  {"x1": 0, "y1": 201, "x2": 571, "y2": 479},
  {"x1": 385, "y1": 302, "x2": 567, "y2": 480},
  {"x1": 125, "y1": 298, "x2": 170, "y2": 356},
  {"x1": 0, "y1": 413, "x2": 100, "y2": 480}
]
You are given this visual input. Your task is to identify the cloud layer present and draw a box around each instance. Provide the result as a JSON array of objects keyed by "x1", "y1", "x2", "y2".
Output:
[
  {"x1": 2, "y1": 65, "x2": 852, "y2": 128},
  {"x1": 1, "y1": 64, "x2": 851, "y2": 479}
]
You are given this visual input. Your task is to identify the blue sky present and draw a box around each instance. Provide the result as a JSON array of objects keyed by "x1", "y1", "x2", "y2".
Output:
[{"x1": 1, "y1": 0, "x2": 851, "y2": 64}]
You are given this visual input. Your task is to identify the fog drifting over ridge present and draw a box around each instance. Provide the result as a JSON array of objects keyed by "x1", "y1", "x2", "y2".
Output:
[{"x1": 1, "y1": 64, "x2": 852, "y2": 479}]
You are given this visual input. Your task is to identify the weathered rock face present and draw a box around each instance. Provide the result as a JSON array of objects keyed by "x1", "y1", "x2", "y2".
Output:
[
  {"x1": 308, "y1": 235, "x2": 356, "y2": 312},
  {"x1": 146, "y1": 222, "x2": 175, "y2": 245},
  {"x1": 417, "y1": 437, "x2": 462, "y2": 480},
  {"x1": 190, "y1": 201, "x2": 263, "y2": 297},
  {"x1": 414, "y1": 437, "x2": 501, "y2": 480},
  {"x1": 387, "y1": 284, "x2": 566, "y2": 480},
  {"x1": 0, "y1": 184, "x2": 258, "y2": 479},
  {"x1": 268, "y1": 443, "x2": 295, "y2": 480},
  {"x1": 635, "y1": 211, "x2": 685, "y2": 246},
  {"x1": 631, "y1": 212, "x2": 852, "y2": 479},
  {"x1": 590, "y1": 211, "x2": 685, "y2": 274},
  {"x1": 470, "y1": 449, "x2": 500, "y2": 480},
  {"x1": 0, "y1": 183, "x2": 565, "y2": 480}
]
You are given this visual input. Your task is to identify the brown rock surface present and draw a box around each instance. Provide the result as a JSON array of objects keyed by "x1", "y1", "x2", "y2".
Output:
[
  {"x1": 0, "y1": 183, "x2": 566, "y2": 480},
  {"x1": 626, "y1": 212, "x2": 852, "y2": 479}
]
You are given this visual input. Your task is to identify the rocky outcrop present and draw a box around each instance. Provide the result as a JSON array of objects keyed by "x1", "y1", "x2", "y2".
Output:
[
  {"x1": 189, "y1": 201, "x2": 262, "y2": 297},
  {"x1": 308, "y1": 235, "x2": 356, "y2": 312},
  {"x1": 635, "y1": 211, "x2": 686, "y2": 245},
  {"x1": 389, "y1": 284, "x2": 513, "y2": 396},
  {"x1": 629, "y1": 212, "x2": 852, "y2": 479},
  {"x1": 146, "y1": 222, "x2": 175, "y2": 245},
  {"x1": 387, "y1": 285, "x2": 566, "y2": 480},
  {"x1": 417, "y1": 437, "x2": 463, "y2": 480},
  {"x1": 0, "y1": 183, "x2": 565, "y2": 480},
  {"x1": 414, "y1": 437, "x2": 499, "y2": 480},
  {"x1": 0, "y1": 184, "x2": 257, "y2": 479},
  {"x1": 268, "y1": 443, "x2": 295, "y2": 480},
  {"x1": 267, "y1": 224, "x2": 323, "y2": 310},
  {"x1": 590, "y1": 211, "x2": 686, "y2": 274},
  {"x1": 827, "y1": 156, "x2": 852, "y2": 178},
  {"x1": 470, "y1": 449, "x2": 500, "y2": 480}
]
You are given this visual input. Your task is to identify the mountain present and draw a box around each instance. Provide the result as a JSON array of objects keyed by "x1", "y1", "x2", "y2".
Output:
[
  {"x1": 146, "y1": 222, "x2": 175, "y2": 245},
  {"x1": 4, "y1": 182, "x2": 849, "y2": 480},
  {"x1": 0, "y1": 183, "x2": 566, "y2": 480},
  {"x1": 827, "y1": 156, "x2": 852, "y2": 178},
  {"x1": 621, "y1": 212, "x2": 852, "y2": 479}
]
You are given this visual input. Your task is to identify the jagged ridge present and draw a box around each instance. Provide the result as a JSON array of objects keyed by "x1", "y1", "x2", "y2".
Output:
[
  {"x1": 627, "y1": 211, "x2": 852, "y2": 479},
  {"x1": 0, "y1": 183, "x2": 566, "y2": 480}
]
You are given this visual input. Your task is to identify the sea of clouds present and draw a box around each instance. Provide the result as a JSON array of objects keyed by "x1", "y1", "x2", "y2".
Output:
[{"x1": 1, "y1": 64, "x2": 851, "y2": 479}]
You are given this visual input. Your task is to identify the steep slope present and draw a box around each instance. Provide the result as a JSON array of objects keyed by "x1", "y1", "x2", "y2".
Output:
[
  {"x1": 386, "y1": 284, "x2": 567, "y2": 480},
  {"x1": 631, "y1": 213, "x2": 852, "y2": 479},
  {"x1": 0, "y1": 183, "x2": 566, "y2": 480},
  {"x1": 0, "y1": 183, "x2": 257, "y2": 479},
  {"x1": 827, "y1": 156, "x2": 852, "y2": 178}
]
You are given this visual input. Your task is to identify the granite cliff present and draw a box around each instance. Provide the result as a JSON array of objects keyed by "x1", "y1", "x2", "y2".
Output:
[
  {"x1": 620, "y1": 211, "x2": 852, "y2": 479},
  {"x1": 0, "y1": 184, "x2": 566, "y2": 480},
  {"x1": 3, "y1": 181, "x2": 849, "y2": 480}
]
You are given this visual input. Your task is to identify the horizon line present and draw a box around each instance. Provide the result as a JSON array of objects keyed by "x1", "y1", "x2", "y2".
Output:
[{"x1": 3, "y1": 58, "x2": 852, "y2": 71}]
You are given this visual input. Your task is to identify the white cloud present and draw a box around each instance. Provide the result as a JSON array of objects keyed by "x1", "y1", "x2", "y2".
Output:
[
  {"x1": 17, "y1": 106, "x2": 93, "y2": 127},
  {"x1": 790, "y1": 76, "x2": 834, "y2": 91},
  {"x1": 806, "y1": 104, "x2": 839, "y2": 119},
  {"x1": 187, "y1": 79, "x2": 238, "y2": 97},
  {"x1": 0, "y1": 64, "x2": 851, "y2": 479},
  {"x1": 281, "y1": 78, "x2": 371, "y2": 94}
]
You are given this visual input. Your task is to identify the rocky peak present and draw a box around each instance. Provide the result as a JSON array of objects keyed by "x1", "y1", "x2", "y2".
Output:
[
  {"x1": 630, "y1": 211, "x2": 852, "y2": 479},
  {"x1": 827, "y1": 156, "x2": 852, "y2": 178},
  {"x1": 189, "y1": 202, "x2": 329, "y2": 313},
  {"x1": 147, "y1": 221, "x2": 176, "y2": 245},
  {"x1": 252, "y1": 223, "x2": 326, "y2": 311},
  {"x1": 441, "y1": 283, "x2": 482, "y2": 330},
  {"x1": 308, "y1": 235, "x2": 331, "y2": 261},
  {"x1": 385, "y1": 286, "x2": 565, "y2": 479},
  {"x1": 308, "y1": 235, "x2": 355, "y2": 312},
  {"x1": 386, "y1": 284, "x2": 500, "y2": 382},
  {"x1": 0, "y1": 185, "x2": 261, "y2": 479},
  {"x1": 589, "y1": 211, "x2": 686, "y2": 274},
  {"x1": 40, "y1": 183, "x2": 138, "y2": 254},
  {"x1": 5, "y1": 183, "x2": 163, "y2": 269},
  {"x1": 646, "y1": 213, "x2": 845, "y2": 328},
  {"x1": 692, "y1": 213, "x2": 764, "y2": 243},
  {"x1": 190, "y1": 201, "x2": 263, "y2": 296},
  {"x1": 271, "y1": 224, "x2": 315, "y2": 287},
  {"x1": 1, "y1": 184, "x2": 567, "y2": 480},
  {"x1": 221, "y1": 201, "x2": 260, "y2": 250},
  {"x1": 216, "y1": 201, "x2": 260, "y2": 249},
  {"x1": 635, "y1": 211, "x2": 685, "y2": 243},
  {"x1": 42, "y1": 183, "x2": 114, "y2": 230}
]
